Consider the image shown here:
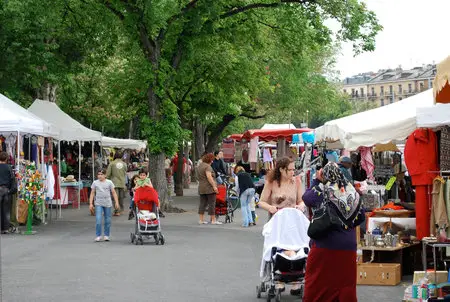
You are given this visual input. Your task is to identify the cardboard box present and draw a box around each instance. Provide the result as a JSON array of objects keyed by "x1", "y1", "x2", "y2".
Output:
[
  {"x1": 357, "y1": 263, "x2": 401, "y2": 286},
  {"x1": 413, "y1": 271, "x2": 448, "y2": 284}
]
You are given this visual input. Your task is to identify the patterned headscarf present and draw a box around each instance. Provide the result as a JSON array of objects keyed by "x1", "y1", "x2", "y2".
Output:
[
  {"x1": 322, "y1": 162, "x2": 348, "y2": 189},
  {"x1": 321, "y1": 162, "x2": 359, "y2": 222}
]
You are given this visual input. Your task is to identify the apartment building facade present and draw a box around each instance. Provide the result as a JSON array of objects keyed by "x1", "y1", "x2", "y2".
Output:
[{"x1": 342, "y1": 64, "x2": 436, "y2": 107}]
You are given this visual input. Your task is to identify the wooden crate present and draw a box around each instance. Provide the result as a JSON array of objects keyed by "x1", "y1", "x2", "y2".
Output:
[{"x1": 357, "y1": 263, "x2": 401, "y2": 286}]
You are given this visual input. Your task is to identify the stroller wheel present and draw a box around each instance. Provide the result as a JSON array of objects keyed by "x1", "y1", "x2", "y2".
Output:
[
  {"x1": 159, "y1": 234, "x2": 165, "y2": 245},
  {"x1": 140, "y1": 239, "x2": 144, "y2": 245},
  {"x1": 134, "y1": 238, "x2": 139, "y2": 245},
  {"x1": 130, "y1": 233, "x2": 134, "y2": 243},
  {"x1": 275, "y1": 291, "x2": 281, "y2": 302},
  {"x1": 256, "y1": 285, "x2": 262, "y2": 298}
]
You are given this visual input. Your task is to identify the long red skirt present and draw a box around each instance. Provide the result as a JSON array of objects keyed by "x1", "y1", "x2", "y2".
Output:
[{"x1": 303, "y1": 246, "x2": 357, "y2": 302}]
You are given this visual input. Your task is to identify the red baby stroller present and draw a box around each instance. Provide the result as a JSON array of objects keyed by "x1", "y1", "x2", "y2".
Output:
[
  {"x1": 130, "y1": 186, "x2": 165, "y2": 245},
  {"x1": 214, "y1": 176, "x2": 239, "y2": 223}
]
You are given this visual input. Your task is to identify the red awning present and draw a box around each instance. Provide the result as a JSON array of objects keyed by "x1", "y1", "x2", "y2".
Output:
[
  {"x1": 228, "y1": 134, "x2": 243, "y2": 141},
  {"x1": 242, "y1": 128, "x2": 313, "y2": 142}
]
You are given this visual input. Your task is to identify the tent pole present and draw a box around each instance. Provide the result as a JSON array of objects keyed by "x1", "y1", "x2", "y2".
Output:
[
  {"x1": 58, "y1": 141, "x2": 62, "y2": 219},
  {"x1": 78, "y1": 141, "x2": 81, "y2": 210},
  {"x1": 40, "y1": 144, "x2": 45, "y2": 224},
  {"x1": 92, "y1": 141, "x2": 95, "y2": 182}
]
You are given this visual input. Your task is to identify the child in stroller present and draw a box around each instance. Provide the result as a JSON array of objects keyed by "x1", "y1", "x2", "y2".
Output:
[
  {"x1": 130, "y1": 168, "x2": 165, "y2": 245},
  {"x1": 257, "y1": 208, "x2": 310, "y2": 301}
]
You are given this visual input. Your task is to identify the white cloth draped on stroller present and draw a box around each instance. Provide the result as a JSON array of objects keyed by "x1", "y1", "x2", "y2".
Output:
[{"x1": 260, "y1": 208, "x2": 310, "y2": 279}]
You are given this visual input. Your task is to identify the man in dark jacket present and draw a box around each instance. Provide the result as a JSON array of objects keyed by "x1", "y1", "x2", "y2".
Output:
[
  {"x1": 212, "y1": 151, "x2": 227, "y2": 183},
  {"x1": 0, "y1": 152, "x2": 14, "y2": 234}
]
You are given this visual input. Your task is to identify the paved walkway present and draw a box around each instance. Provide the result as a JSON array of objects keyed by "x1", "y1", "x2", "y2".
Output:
[{"x1": 1, "y1": 184, "x2": 408, "y2": 301}]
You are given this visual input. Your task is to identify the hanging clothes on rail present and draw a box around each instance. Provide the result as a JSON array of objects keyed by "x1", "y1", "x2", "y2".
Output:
[
  {"x1": 430, "y1": 176, "x2": 449, "y2": 236},
  {"x1": 405, "y1": 128, "x2": 439, "y2": 239}
]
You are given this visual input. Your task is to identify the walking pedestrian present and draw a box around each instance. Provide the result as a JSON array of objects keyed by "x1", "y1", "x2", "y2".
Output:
[
  {"x1": 302, "y1": 163, "x2": 364, "y2": 302},
  {"x1": 197, "y1": 153, "x2": 222, "y2": 225},
  {"x1": 0, "y1": 152, "x2": 15, "y2": 234},
  {"x1": 234, "y1": 166, "x2": 255, "y2": 227},
  {"x1": 106, "y1": 152, "x2": 127, "y2": 216},
  {"x1": 89, "y1": 168, "x2": 119, "y2": 242}
]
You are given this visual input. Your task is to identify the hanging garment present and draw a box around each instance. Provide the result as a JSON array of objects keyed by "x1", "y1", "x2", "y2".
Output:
[
  {"x1": 263, "y1": 148, "x2": 272, "y2": 163},
  {"x1": 46, "y1": 164, "x2": 55, "y2": 200},
  {"x1": 359, "y1": 147, "x2": 375, "y2": 181},
  {"x1": 52, "y1": 164, "x2": 61, "y2": 200},
  {"x1": 441, "y1": 127, "x2": 450, "y2": 171},
  {"x1": 444, "y1": 179, "x2": 450, "y2": 256},
  {"x1": 248, "y1": 137, "x2": 258, "y2": 163},
  {"x1": 415, "y1": 185, "x2": 432, "y2": 239},
  {"x1": 31, "y1": 136, "x2": 38, "y2": 163},
  {"x1": 430, "y1": 177, "x2": 449, "y2": 236},
  {"x1": 404, "y1": 129, "x2": 439, "y2": 186}
]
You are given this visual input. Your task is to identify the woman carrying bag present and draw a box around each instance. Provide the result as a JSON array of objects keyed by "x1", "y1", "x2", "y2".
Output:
[{"x1": 302, "y1": 163, "x2": 364, "y2": 302}]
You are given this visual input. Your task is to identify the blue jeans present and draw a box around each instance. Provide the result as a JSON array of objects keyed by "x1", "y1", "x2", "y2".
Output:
[
  {"x1": 129, "y1": 197, "x2": 134, "y2": 210},
  {"x1": 240, "y1": 188, "x2": 255, "y2": 227},
  {"x1": 95, "y1": 206, "x2": 112, "y2": 237}
]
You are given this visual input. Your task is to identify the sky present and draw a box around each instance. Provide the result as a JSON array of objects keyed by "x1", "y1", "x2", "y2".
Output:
[{"x1": 334, "y1": 0, "x2": 450, "y2": 78}]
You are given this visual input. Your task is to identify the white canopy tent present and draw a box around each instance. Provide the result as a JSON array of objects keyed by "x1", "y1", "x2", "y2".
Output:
[
  {"x1": 417, "y1": 103, "x2": 450, "y2": 128},
  {"x1": 315, "y1": 89, "x2": 434, "y2": 150},
  {"x1": 28, "y1": 99, "x2": 101, "y2": 141},
  {"x1": 101, "y1": 136, "x2": 147, "y2": 150},
  {"x1": 28, "y1": 99, "x2": 102, "y2": 216},
  {"x1": 261, "y1": 123, "x2": 296, "y2": 130},
  {"x1": 0, "y1": 94, "x2": 59, "y2": 138}
]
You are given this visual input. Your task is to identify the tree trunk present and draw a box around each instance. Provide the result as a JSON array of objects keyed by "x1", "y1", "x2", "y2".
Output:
[
  {"x1": 36, "y1": 82, "x2": 58, "y2": 102},
  {"x1": 147, "y1": 86, "x2": 169, "y2": 208},
  {"x1": 205, "y1": 114, "x2": 236, "y2": 152},
  {"x1": 183, "y1": 142, "x2": 191, "y2": 189},
  {"x1": 194, "y1": 118, "x2": 206, "y2": 159},
  {"x1": 175, "y1": 145, "x2": 184, "y2": 196}
]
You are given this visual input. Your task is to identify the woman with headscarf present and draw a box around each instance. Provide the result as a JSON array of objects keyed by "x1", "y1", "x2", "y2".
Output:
[{"x1": 302, "y1": 162, "x2": 364, "y2": 302}]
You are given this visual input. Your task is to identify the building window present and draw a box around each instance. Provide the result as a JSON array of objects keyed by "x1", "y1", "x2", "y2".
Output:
[
  {"x1": 420, "y1": 82, "x2": 424, "y2": 91},
  {"x1": 380, "y1": 86, "x2": 384, "y2": 95},
  {"x1": 371, "y1": 87, "x2": 375, "y2": 96},
  {"x1": 351, "y1": 88, "x2": 355, "y2": 97},
  {"x1": 399, "y1": 97, "x2": 403, "y2": 101},
  {"x1": 343, "y1": 89, "x2": 347, "y2": 94},
  {"x1": 408, "y1": 83, "x2": 412, "y2": 93},
  {"x1": 360, "y1": 88, "x2": 364, "y2": 97},
  {"x1": 389, "y1": 85, "x2": 393, "y2": 94},
  {"x1": 381, "y1": 99, "x2": 384, "y2": 106},
  {"x1": 398, "y1": 84, "x2": 402, "y2": 94},
  {"x1": 430, "y1": 81, "x2": 433, "y2": 88},
  {"x1": 390, "y1": 97, "x2": 394, "y2": 104},
  {"x1": 355, "y1": 90, "x2": 359, "y2": 97}
]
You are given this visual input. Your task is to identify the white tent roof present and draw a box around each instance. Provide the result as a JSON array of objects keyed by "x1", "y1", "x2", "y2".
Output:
[
  {"x1": 101, "y1": 136, "x2": 147, "y2": 150},
  {"x1": 0, "y1": 94, "x2": 59, "y2": 138},
  {"x1": 261, "y1": 124, "x2": 296, "y2": 130},
  {"x1": 28, "y1": 99, "x2": 102, "y2": 142},
  {"x1": 417, "y1": 103, "x2": 450, "y2": 128},
  {"x1": 315, "y1": 89, "x2": 434, "y2": 150}
]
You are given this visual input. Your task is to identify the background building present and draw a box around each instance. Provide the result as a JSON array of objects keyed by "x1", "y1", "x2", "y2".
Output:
[{"x1": 341, "y1": 64, "x2": 436, "y2": 106}]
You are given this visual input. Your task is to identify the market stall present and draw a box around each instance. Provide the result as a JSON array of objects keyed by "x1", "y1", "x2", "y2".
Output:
[
  {"x1": 28, "y1": 99, "x2": 102, "y2": 216},
  {"x1": 0, "y1": 94, "x2": 60, "y2": 229},
  {"x1": 315, "y1": 89, "x2": 434, "y2": 150}
]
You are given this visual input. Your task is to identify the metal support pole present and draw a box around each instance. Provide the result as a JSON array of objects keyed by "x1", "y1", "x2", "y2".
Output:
[
  {"x1": 78, "y1": 141, "x2": 81, "y2": 210},
  {"x1": 58, "y1": 141, "x2": 62, "y2": 219}
]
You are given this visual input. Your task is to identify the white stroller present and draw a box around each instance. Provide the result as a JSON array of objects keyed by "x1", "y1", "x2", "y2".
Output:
[{"x1": 256, "y1": 208, "x2": 310, "y2": 301}]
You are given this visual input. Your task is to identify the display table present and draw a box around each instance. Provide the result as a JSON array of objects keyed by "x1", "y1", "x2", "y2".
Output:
[
  {"x1": 49, "y1": 182, "x2": 83, "y2": 207},
  {"x1": 360, "y1": 243, "x2": 421, "y2": 276},
  {"x1": 422, "y1": 241, "x2": 450, "y2": 283}
]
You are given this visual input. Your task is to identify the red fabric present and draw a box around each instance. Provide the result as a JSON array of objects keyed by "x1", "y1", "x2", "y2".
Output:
[
  {"x1": 404, "y1": 129, "x2": 439, "y2": 186},
  {"x1": 138, "y1": 219, "x2": 159, "y2": 225},
  {"x1": 216, "y1": 185, "x2": 226, "y2": 203},
  {"x1": 415, "y1": 185, "x2": 431, "y2": 239},
  {"x1": 134, "y1": 187, "x2": 159, "y2": 208},
  {"x1": 52, "y1": 164, "x2": 60, "y2": 199},
  {"x1": 242, "y1": 128, "x2": 313, "y2": 143},
  {"x1": 304, "y1": 246, "x2": 357, "y2": 302},
  {"x1": 172, "y1": 156, "x2": 186, "y2": 174}
]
